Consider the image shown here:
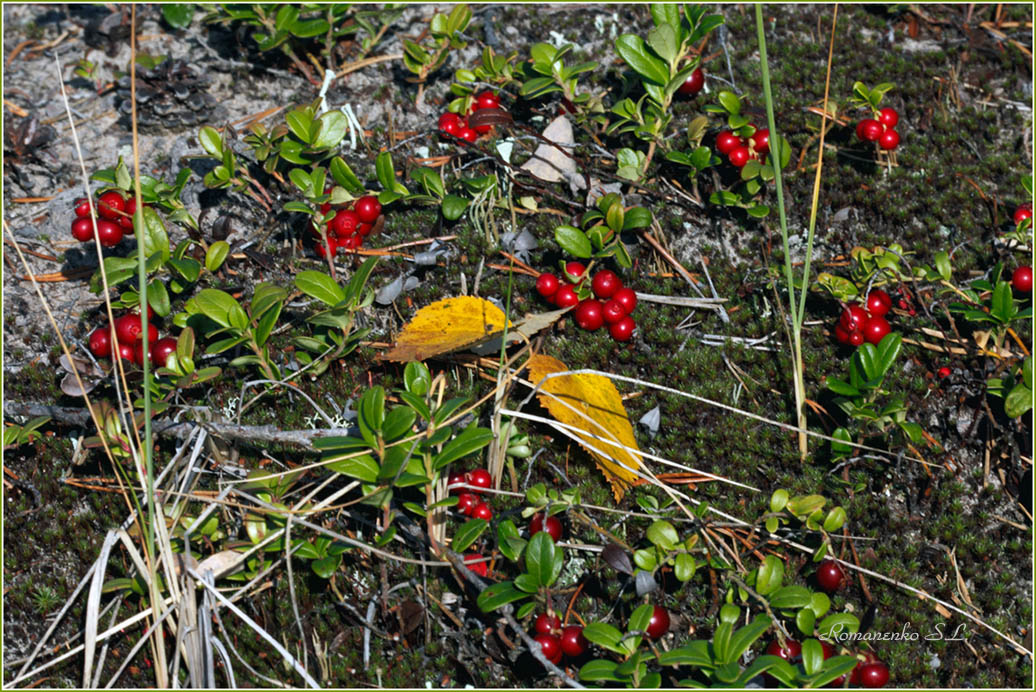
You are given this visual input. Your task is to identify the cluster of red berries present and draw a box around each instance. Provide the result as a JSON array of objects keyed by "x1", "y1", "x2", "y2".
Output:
[
  {"x1": 312, "y1": 193, "x2": 381, "y2": 257},
  {"x1": 766, "y1": 639, "x2": 889, "y2": 688},
  {"x1": 1012, "y1": 266, "x2": 1033, "y2": 293},
  {"x1": 87, "y1": 308, "x2": 177, "y2": 368},
  {"x1": 1013, "y1": 202, "x2": 1032, "y2": 226},
  {"x1": 715, "y1": 127, "x2": 771, "y2": 169},
  {"x1": 536, "y1": 263, "x2": 637, "y2": 342},
  {"x1": 855, "y1": 107, "x2": 901, "y2": 151},
  {"x1": 448, "y1": 468, "x2": 495, "y2": 523},
  {"x1": 437, "y1": 91, "x2": 502, "y2": 143},
  {"x1": 70, "y1": 190, "x2": 142, "y2": 247},
  {"x1": 531, "y1": 612, "x2": 588, "y2": 664},
  {"x1": 834, "y1": 289, "x2": 893, "y2": 348}
]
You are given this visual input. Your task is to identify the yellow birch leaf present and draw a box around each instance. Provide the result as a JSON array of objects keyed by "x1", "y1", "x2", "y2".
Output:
[
  {"x1": 381, "y1": 296, "x2": 512, "y2": 362},
  {"x1": 527, "y1": 354, "x2": 642, "y2": 502}
]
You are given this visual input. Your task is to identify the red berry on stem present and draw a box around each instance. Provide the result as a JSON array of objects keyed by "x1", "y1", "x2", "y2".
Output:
[
  {"x1": 535, "y1": 613, "x2": 561, "y2": 636},
  {"x1": 331, "y1": 209, "x2": 359, "y2": 239},
  {"x1": 678, "y1": 67, "x2": 704, "y2": 96},
  {"x1": 816, "y1": 559, "x2": 845, "y2": 593},
  {"x1": 95, "y1": 219, "x2": 124, "y2": 247},
  {"x1": 341, "y1": 235, "x2": 361, "y2": 250},
  {"x1": 591, "y1": 270, "x2": 621, "y2": 299},
  {"x1": 316, "y1": 236, "x2": 337, "y2": 258},
  {"x1": 74, "y1": 198, "x2": 92, "y2": 218},
  {"x1": 117, "y1": 342, "x2": 136, "y2": 363},
  {"x1": 354, "y1": 195, "x2": 381, "y2": 223},
  {"x1": 458, "y1": 127, "x2": 477, "y2": 143},
  {"x1": 728, "y1": 145, "x2": 751, "y2": 168},
  {"x1": 750, "y1": 128, "x2": 770, "y2": 155},
  {"x1": 151, "y1": 337, "x2": 178, "y2": 368},
  {"x1": 862, "y1": 316, "x2": 891, "y2": 345},
  {"x1": 97, "y1": 190, "x2": 125, "y2": 221},
  {"x1": 468, "y1": 468, "x2": 492, "y2": 493},
  {"x1": 472, "y1": 501, "x2": 493, "y2": 520},
  {"x1": 1013, "y1": 204, "x2": 1033, "y2": 225},
  {"x1": 716, "y1": 131, "x2": 741, "y2": 155},
  {"x1": 474, "y1": 91, "x2": 500, "y2": 110},
  {"x1": 447, "y1": 471, "x2": 467, "y2": 492},
  {"x1": 560, "y1": 625, "x2": 588, "y2": 657},
  {"x1": 839, "y1": 304, "x2": 869, "y2": 331},
  {"x1": 612, "y1": 287, "x2": 637, "y2": 315},
  {"x1": 88, "y1": 328, "x2": 113, "y2": 358},
  {"x1": 765, "y1": 638, "x2": 802, "y2": 663},
  {"x1": 463, "y1": 553, "x2": 488, "y2": 577},
  {"x1": 865, "y1": 289, "x2": 892, "y2": 318},
  {"x1": 848, "y1": 330, "x2": 864, "y2": 347},
  {"x1": 119, "y1": 197, "x2": 137, "y2": 232},
  {"x1": 856, "y1": 119, "x2": 883, "y2": 142},
  {"x1": 834, "y1": 325, "x2": 851, "y2": 345},
  {"x1": 878, "y1": 129, "x2": 900, "y2": 150},
  {"x1": 574, "y1": 299, "x2": 604, "y2": 331},
  {"x1": 553, "y1": 285, "x2": 579, "y2": 309},
  {"x1": 858, "y1": 662, "x2": 890, "y2": 688},
  {"x1": 1012, "y1": 266, "x2": 1033, "y2": 292},
  {"x1": 603, "y1": 299, "x2": 627, "y2": 324},
  {"x1": 645, "y1": 606, "x2": 670, "y2": 640},
  {"x1": 937, "y1": 366, "x2": 952, "y2": 379},
  {"x1": 71, "y1": 217, "x2": 94, "y2": 242},
  {"x1": 357, "y1": 221, "x2": 374, "y2": 236},
  {"x1": 878, "y1": 107, "x2": 899, "y2": 128},
  {"x1": 438, "y1": 112, "x2": 462, "y2": 135},
  {"x1": 530, "y1": 513, "x2": 563, "y2": 542},
  {"x1": 534, "y1": 633, "x2": 563, "y2": 664},
  {"x1": 609, "y1": 316, "x2": 635, "y2": 342},
  {"x1": 564, "y1": 261, "x2": 587, "y2": 283},
  {"x1": 536, "y1": 273, "x2": 560, "y2": 300},
  {"x1": 457, "y1": 492, "x2": 478, "y2": 516},
  {"x1": 114, "y1": 313, "x2": 143, "y2": 345}
]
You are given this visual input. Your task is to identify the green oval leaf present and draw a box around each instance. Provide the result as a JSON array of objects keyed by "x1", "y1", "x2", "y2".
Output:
[
  {"x1": 205, "y1": 240, "x2": 230, "y2": 273},
  {"x1": 452, "y1": 518, "x2": 488, "y2": 552},
  {"x1": 555, "y1": 225, "x2": 592, "y2": 258}
]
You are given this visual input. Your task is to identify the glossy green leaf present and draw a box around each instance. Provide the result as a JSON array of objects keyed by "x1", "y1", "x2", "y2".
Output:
[
  {"x1": 555, "y1": 225, "x2": 592, "y2": 258},
  {"x1": 382, "y1": 407, "x2": 416, "y2": 442},
  {"x1": 313, "y1": 111, "x2": 348, "y2": 150},
  {"x1": 452, "y1": 518, "x2": 488, "y2": 552},
  {"x1": 769, "y1": 585, "x2": 812, "y2": 609},
  {"x1": 646, "y1": 520, "x2": 679, "y2": 550},
  {"x1": 476, "y1": 581, "x2": 526, "y2": 612},
  {"x1": 434, "y1": 424, "x2": 493, "y2": 469},
  {"x1": 755, "y1": 555, "x2": 784, "y2": 595},
  {"x1": 296, "y1": 270, "x2": 345, "y2": 307},
  {"x1": 524, "y1": 531, "x2": 561, "y2": 588},
  {"x1": 198, "y1": 125, "x2": 223, "y2": 158},
  {"x1": 615, "y1": 34, "x2": 669, "y2": 85},
  {"x1": 442, "y1": 194, "x2": 469, "y2": 220}
]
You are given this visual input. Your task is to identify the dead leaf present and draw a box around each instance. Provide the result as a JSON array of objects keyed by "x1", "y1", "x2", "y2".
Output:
[
  {"x1": 381, "y1": 296, "x2": 512, "y2": 362},
  {"x1": 469, "y1": 307, "x2": 569, "y2": 354},
  {"x1": 519, "y1": 115, "x2": 580, "y2": 186},
  {"x1": 527, "y1": 354, "x2": 642, "y2": 501}
]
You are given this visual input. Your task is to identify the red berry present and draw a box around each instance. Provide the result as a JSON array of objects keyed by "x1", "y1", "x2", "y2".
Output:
[
  {"x1": 438, "y1": 112, "x2": 462, "y2": 135},
  {"x1": 856, "y1": 118, "x2": 883, "y2": 142},
  {"x1": 862, "y1": 316, "x2": 891, "y2": 345},
  {"x1": 858, "y1": 662, "x2": 890, "y2": 688},
  {"x1": 816, "y1": 559, "x2": 845, "y2": 593},
  {"x1": 534, "y1": 633, "x2": 563, "y2": 664},
  {"x1": 341, "y1": 235, "x2": 361, "y2": 250},
  {"x1": 602, "y1": 299, "x2": 627, "y2": 324},
  {"x1": 117, "y1": 342, "x2": 136, "y2": 363},
  {"x1": 447, "y1": 471, "x2": 468, "y2": 492},
  {"x1": 560, "y1": 625, "x2": 588, "y2": 657},
  {"x1": 553, "y1": 285, "x2": 579, "y2": 309},
  {"x1": 457, "y1": 492, "x2": 478, "y2": 516},
  {"x1": 535, "y1": 613, "x2": 561, "y2": 636},
  {"x1": 609, "y1": 316, "x2": 635, "y2": 342},
  {"x1": 474, "y1": 91, "x2": 501, "y2": 110},
  {"x1": 839, "y1": 304, "x2": 869, "y2": 331},
  {"x1": 750, "y1": 128, "x2": 770, "y2": 155},
  {"x1": 728, "y1": 145, "x2": 751, "y2": 168},
  {"x1": 463, "y1": 553, "x2": 488, "y2": 577},
  {"x1": 458, "y1": 127, "x2": 477, "y2": 143},
  {"x1": 848, "y1": 330, "x2": 864, "y2": 347},
  {"x1": 97, "y1": 190, "x2": 125, "y2": 221},
  {"x1": 354, "y1": 195, "x2": 381, "y2": 224},
  {"x1": 88, "y1": 327, "x2": 112, "y2": 358},
  {"x1": 330, "y1": 209, "x2": 359, "y2": 239},
  {"x1": 95, "y1": 219, "x2": 123, "y2": 247},
  {"x1": 118, "y1": 197, "x2": 137, "y2": 232},
  {"x1": 472, "y1": 501, "x2": 493, "y2": 520},
  {"x1": 529, "y1": 513, "x2": 563, "y2": 542},
  {"x1": 114, "y1": 313, "x2": 150, "y2": 345},
  {"x1": 591, "y1": 270, "x2": 621, "y2": 299},
  {"x1": 833, "y1": 325, "x2": 851, "y2": 345},
  {"x1": 937, "y1": 366, "x2": 952, "y2": 379},
  {"x1": 468, "y1": 468, "x2": 492, "y2": 493},
  {"x1": 765, "y1": 638, "x2": 802, "y2": 663},
  {"x1": 878, "y1": 107, "x2": 899, "y2": 128},
  {"x1": 73, "y1": 197, "x2": 92, "y2": 218},
  {"x1": 820, "y1": 641, "x2": 836, "y2": 660},
  {"x1": 357, "y1": 221, "x2": 374, "y2": 236},
  {"x1": 71, "y1": 217, "x2": 94, "y2": 242},
  {"x1": 316, "y1": 236, "x2": 337, "y2": 258},
  {"x1": 865, "y1": 289, "x2": 892, "y2": 318},
  {"x1": 645, "y1": 605, "x2": 669, "y2": 640},
  {"x1": 878, "y1": 128, "x2": 900, "y2": 150},
  {"x1": 678, "y1": 67, "x2": 705, "y2": 96},
  {"x1": 536, "y1": 273, "x2": 560, "y2": 300},
  {"x1": 133, "y1": 341, "x2": 151, "y2": 367},
  {"x1": 574, "y1": 299, "x2": 604, "y2": 331},
  {"x1": 1012, "y1": 266, "x2": 1033, "y2": 292},
  {"x1": 151, "y1": 337, "x2": 178, "y2": 368},
  {"x1": 1013, "y1": 204, "x2": 1032, "y2": 225},
  {"x1": 612, "y1": 287, "x2": 637, "y2": 314},
  {"x1": 564, "y1": 261, "x2": 587, "y2": 283},
  {"x1": 716, "y1": 131, "x2": 741, "y2": 155}
]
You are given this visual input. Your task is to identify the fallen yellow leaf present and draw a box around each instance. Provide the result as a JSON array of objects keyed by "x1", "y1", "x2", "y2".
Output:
[
  {"x1": 381, "y1": 296, "x2": 512, "y2": 362},
  {"x1": 527, "y1": 354, "x2": 642, "y2": 502}
]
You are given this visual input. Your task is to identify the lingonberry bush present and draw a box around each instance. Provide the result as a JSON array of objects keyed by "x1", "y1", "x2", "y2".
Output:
[{"x1": 4, "y1": 3, "x2": 1031, "y2": 690}]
